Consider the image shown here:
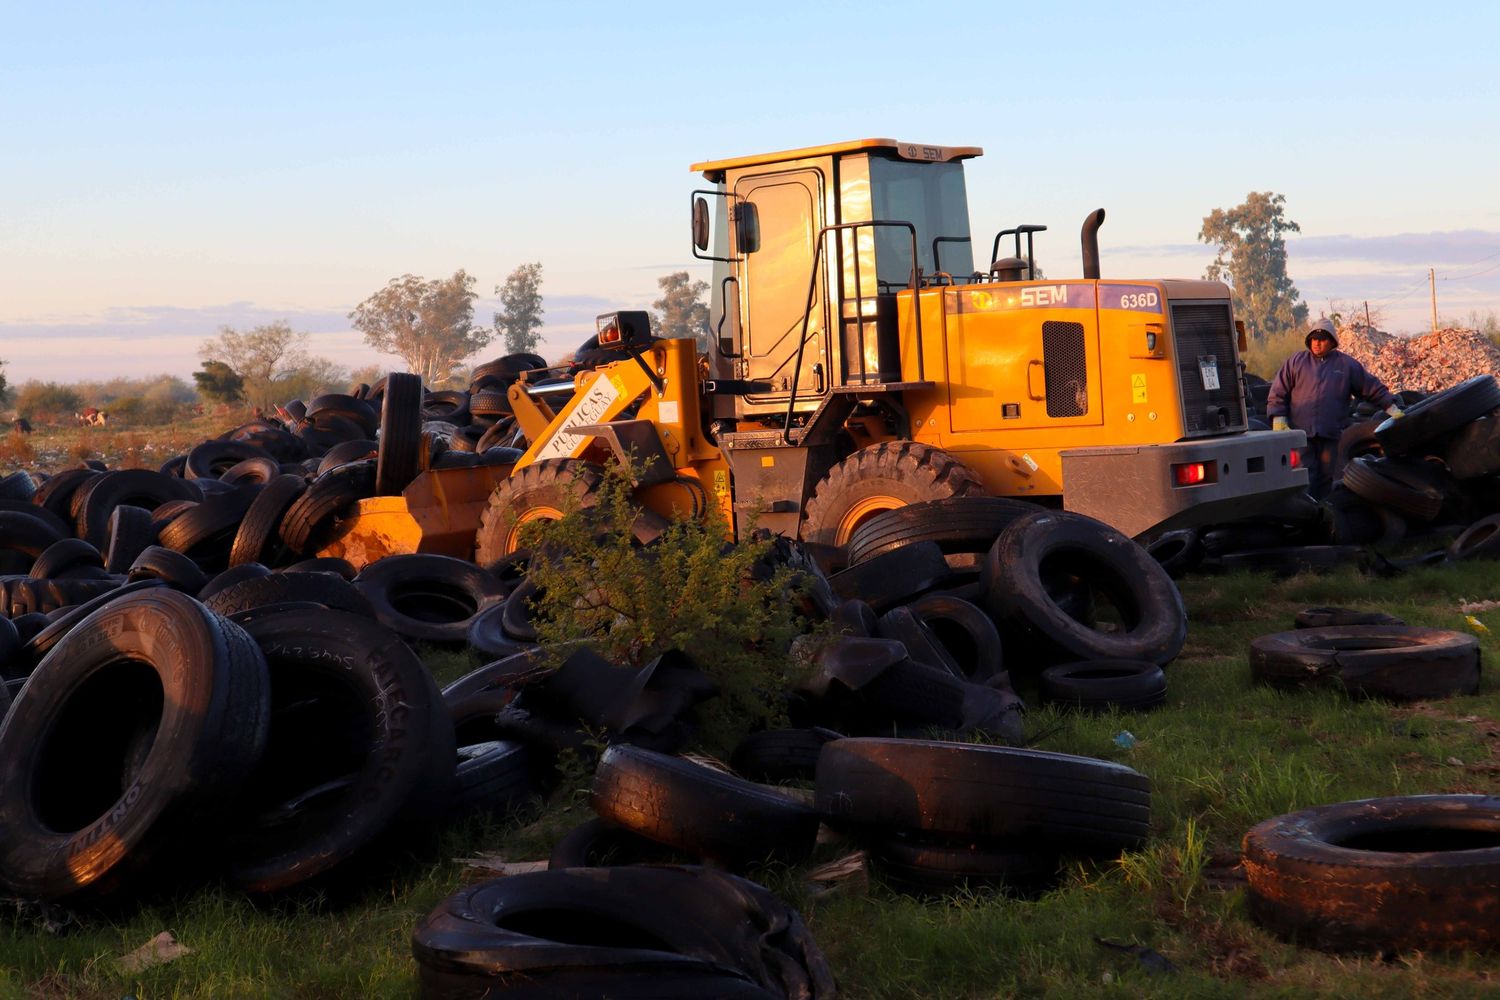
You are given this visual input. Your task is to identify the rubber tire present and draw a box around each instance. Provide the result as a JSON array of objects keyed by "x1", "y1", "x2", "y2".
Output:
[
  {"x1": 475, "y1": 459, "x2": 606, "y2": 564},
  {"x1": 844, "y1": 495, "x2": 1043, "y2": 566},
  {"x1": 1242, "y1": 794, "x2": 1500, "y2": 952},
  {"x1": 354, "y1": 553, "x2": 507, "y2": 645},
  {"x1": 229, "y1": 473, "x2": 307, "y2": 567},
  {"x1": 801, "y1": 442, "x2": 985, "y2": 549},
  {"x1": 1342, "y1": 457, "x2": 1444, "y2": 522},
  {"x1": 1449, "y1": 514, "x2": 1500, "y2": 561},
  {"x1": 546, "y1": 816, "x2": 684, "y2": 870},
  {"x1": 986, "y1": 510, "x2": 1187, "y2": 666},
  {"x1": 185, "y1": 440, "x2": 276, "y2": 481},
  {"x1": 906, "y1": 593, "x2": 1005, "y2": 683},
  {"x1": 73, "y1": 470, "x2": 200, "y2": 548},
  {"x1": 1039, "y1": 660, "x2": 1167, "y2": 712},
  {"x1": 730, "y1": 727, "x2": 843, "y2": 783},
  {"x1": 227, "y1": 609, "x2": 455, "y2": 892},
  {"x1": 828, "y1": 541, "x2": 952, "y2": 612},
  {"x1": 815, "y1": 737, "x2": 1151, "y2": 853},
  {"x1": 1218, "y1": 545, "x2": 1364, "y2": 577},
  {"x1": 411, "y1": 866, "x2": 831, "y2": 999},
  {"x1": 28, "y1": 538, "x2": 106, "y2": 580},
  {"x1": 278, "y1": 460, "x2": 376, "y2": 556},
  {"x1": 590, "y1": 744, "x2": 819, "y2": 866},
  {"x1": 453, "y1": 740, "x2": 534, "y2": 815},
  {"x1": 865, "y1": 830, "x2": 1061, "y2": 898},
  {"x1": 0, "y1": 588, "x2": 270, "y2": 900},
  {"x1": 1375, "y1": 375, "x2": 1500, "y2": 457},
  {"x1": 1294, "y1": 606, "x2": 1406, "y2": 629},
  {"x1": 103, "y1": 505, "x2": 158, "y2": 575},
  {"x1": 1249, "y1": 625, "x2": 1481, "y2": 700},
  {"x1": 201, "y1": 570, "x2": 375, "y2": 618},
  {"x1": 126, "y1": 545, "x2": 209, "y2": 594},
  {"x1": 375, "y1": 371, "x2": 423, "y2": 497}
]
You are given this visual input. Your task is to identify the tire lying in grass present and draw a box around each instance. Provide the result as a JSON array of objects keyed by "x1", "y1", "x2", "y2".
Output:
[
  {"x1": 1242, "y1": 794, "x2": 1500, "y2": 952},
  {"x1": 730, "y1": 727, "x2": 844, "y2": 784},
  {"x1": 865, "y1": 829, "x2": 1061, "y2": 898},
  {"x1": 1449, "y1": 514, "x2": 1500, "y2": 562},
  {"x1": 590, "y1": 744, "x2": 819, "y2": 867},
  {"x1": 1249, "y1": 625, "x2": 1481, "y2": 701},
  {"x1": 1145, "y1": 528, "x2": 1204, "y2": 578},
  {"x1": 906, "y1": 593, "x2": 1005, "y2": 683},
  {"x1": 1039, "y1": 660, "x2": 1167, "y2": 712},
  {"x1": 828, "y1": 541, "x2": 952, "y2": 612},
  {"x1": 453, "y1": 740, "x2": 534, "y2": 816},
  {"x1": 1217, "y1": 545, "x2": 1364, "y2": 577},
  {"x1": 1294, "y1": 606, "x2": 1406, "y2": 629},
  {"x1": 815, "y1": 737, "x2": 1150, "y2": 855},
  {"x1": 547, "y1": 816, "x2": 687, "y2": 870},
  {"x1": 353, "y1": 553, "x2": 507, "y2": 645},
  {"x1": 0, "y1": 588, "x2": 271, "y2": 900},
  {"x1": 985, "y1": 510, "x2": 1186, "y2": 667},
  {"x1": 227, "y1": 609, "x2": 455, "y2": 892},
  {"x1": 411, "y1": 866, "x2": 836, "y2": 1000}
]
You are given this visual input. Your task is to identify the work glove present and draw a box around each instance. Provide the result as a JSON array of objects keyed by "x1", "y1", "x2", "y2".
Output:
[
  {"x1": 1386, "y1": 405, "x2": 1405, "y2": 419},
  {"x1": 1271, "y1": 416, "x2": 1290, "y2": 431}
]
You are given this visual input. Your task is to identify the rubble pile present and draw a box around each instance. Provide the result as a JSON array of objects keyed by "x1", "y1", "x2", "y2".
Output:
[{"x1": 1338, "y1": 326, "x2": 1500, "y2": 394}]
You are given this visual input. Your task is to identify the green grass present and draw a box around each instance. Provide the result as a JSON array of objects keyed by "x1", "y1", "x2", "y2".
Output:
[{"x1": 3, "y1": 564, "x2": 1500, "y2": 998}]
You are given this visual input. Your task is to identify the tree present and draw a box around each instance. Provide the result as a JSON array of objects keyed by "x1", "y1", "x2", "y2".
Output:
[
  {"x1": 349, "y1": 270, "x2": 488, "y2": 385},
  {"x1": 494, "y1": 262, "x2": 545, "y2": 355},
  {"x1": 193, "y1": 360, "x2": 245, "y2": 404},
  {"x1": 348, "y1": 364, "x2": 385, "y2": 392},
  {"x1": 199, "y1": 321, "x2": 310, "y2": 409},
  {"x1": 13, "y1": 382, "x2": 83, "y2": 423},
  {"x1": 1199, "y1": 192, "x2": 1309, "y2": 341},
  {"x1": 651, "y1": 271, "x2": 711, "y2": 349},
  {"x1": 0, "y1": 358, "x2": 9, "y2": 408}
]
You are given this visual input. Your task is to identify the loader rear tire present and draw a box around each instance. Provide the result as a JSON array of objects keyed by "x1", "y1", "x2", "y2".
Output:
[
  {"x1": 801, "y1": 442, "x2": 985, "y2": 549},
  {"x1": 475, "y1": 460, "x2": 606, "y2": 563}
]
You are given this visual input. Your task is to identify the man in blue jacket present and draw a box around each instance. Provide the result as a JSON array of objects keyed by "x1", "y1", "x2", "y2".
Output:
[{"x1": 1266, "y1": 318, "x2": 1403, "y2": 499}]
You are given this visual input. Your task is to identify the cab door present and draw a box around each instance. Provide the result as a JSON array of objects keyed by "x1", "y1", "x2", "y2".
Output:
[{"x1": 733, "y1": 168, "x2": 828, "y2": 410}]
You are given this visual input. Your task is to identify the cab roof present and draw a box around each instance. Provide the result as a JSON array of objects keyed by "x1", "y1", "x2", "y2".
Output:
[{"x1": 691, "y1": 138, "x2": 983, "y2": 180}]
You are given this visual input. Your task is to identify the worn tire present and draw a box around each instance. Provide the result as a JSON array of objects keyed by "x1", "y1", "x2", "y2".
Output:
[
  {"x1": 828, "y1": 541, "x2": 951, "y2": 612},
  {"x1": 1039, "y1": 660, "x2": 1167, "y2": 712},
  {"x1": 1375, "y1": 375, "x2": 1500, "y2": 457},
  {"x1": 1294, "y1": 606, "x2": 1406, "y2": 629},
  {"x1": 1249, "y1": 625, "x2": 1481, "y2": 700},
  {"x1": 475, "y1": 459, "x2": 606, "y2": 563},
  {"x1": 1243, "y1": 794, "x2": 1500, "y2": 952},
  {"x1": 844, "y1": 496, "x2": 1043, "y2": 566},
  {"x1": 354, "y1": 553, "x2": 506, "y2": 645},
  {"x1": 815, "y1": 737, "x2": 1150, "y2": 854},
  {"x1": 986, "y1": 510, "x2": 1186, "y2": 666},
  {"x1": 278, "y1": 460, "x2": 375, "y2": 556},
  {"x1": 229, "y1": 473, "x2": 307, "y2": 567},
  {"x1": 906, "y1": 593, "x2": 1005, "y2": 683},
  {"x1": 0, "y1": 588, "x2": 271, "y2": 900},
  {"x1": 802, "y1": 442, "x2": 985, "y2": 549},
  {"x1": 590, "y1": 744, "x2": 819, "y2": 865},
  {"x1": 227, "y1": 609, "x2": 454, "y2": 891}
]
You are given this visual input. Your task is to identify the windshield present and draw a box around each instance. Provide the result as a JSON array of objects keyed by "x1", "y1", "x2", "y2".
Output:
[{"x1": 869, "y1": 158, "x2": 973, "y2": 286}]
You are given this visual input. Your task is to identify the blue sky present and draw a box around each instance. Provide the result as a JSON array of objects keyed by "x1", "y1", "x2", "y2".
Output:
[{"x1": 3, "y1": 1, "x2": 1498, "y2": 383}]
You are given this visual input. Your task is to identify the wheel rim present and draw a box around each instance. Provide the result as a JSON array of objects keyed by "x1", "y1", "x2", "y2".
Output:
[
  {"x1": 505, "y1": 504, "x2": 563, "y2": 554},
  {"x1": 836, "y1": 495, "x2": 904, "y2": 547}
]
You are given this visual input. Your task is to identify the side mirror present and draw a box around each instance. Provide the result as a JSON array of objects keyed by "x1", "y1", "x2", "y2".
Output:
[
  {"x1": 692, "y1": 197, "x2": 710, "y2": 252},
  {"x1": 735, "y1": 202, "x2": 760, "y2": 255}
]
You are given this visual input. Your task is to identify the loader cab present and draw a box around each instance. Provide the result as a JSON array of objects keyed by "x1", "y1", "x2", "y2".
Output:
[{"x1": 691, "y1": 139, "x2": 981, "y2": 423}]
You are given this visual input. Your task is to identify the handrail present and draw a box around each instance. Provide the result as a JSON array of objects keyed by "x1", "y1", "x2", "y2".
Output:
[{"x1": 782, "y1": 220, "x2": 923, "y2": 444}]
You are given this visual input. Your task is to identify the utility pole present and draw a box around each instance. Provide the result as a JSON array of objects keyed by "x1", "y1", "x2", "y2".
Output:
[{"x1": 1430, "y1": 267, "x2": 1438, "y2": 332}]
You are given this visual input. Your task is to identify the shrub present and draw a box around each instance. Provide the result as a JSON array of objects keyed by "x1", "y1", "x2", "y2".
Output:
[{"x1": 522, "y1": 464, "x2": 813, "y2": 755}]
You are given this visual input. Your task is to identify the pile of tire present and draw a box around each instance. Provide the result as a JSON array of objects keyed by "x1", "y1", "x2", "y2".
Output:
[
  {"x1": 1156, "y1": 375, "x2": 1500, "y2": 577},
  {"x1": 0, "y1": 577, "x2": 471, "y2": 901},
  {"x1": 802, "y1": 497, "x2": 1181, "y2": 722}
]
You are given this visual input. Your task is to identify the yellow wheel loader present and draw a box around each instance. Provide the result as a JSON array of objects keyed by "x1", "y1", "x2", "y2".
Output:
[{"x1": 331, "y1": 138, "x2": 1307, "y2": 567}]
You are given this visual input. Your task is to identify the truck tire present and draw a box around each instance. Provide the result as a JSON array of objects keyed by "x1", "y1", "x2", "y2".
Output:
[
  {"x1": 1039, "y1": 660, "x2": 1167, "y2": 712},
  {"x1": 376, "y1": 372, "x2": 424, "y2": 496},
  {"x1": 815, "y1": 737, "x2": 1151, "y2": 854},
  {"x1": 1375, "y1": 374, "x2": 1500, "y2": 457},
  {"x1": 801, "y1": 442, "x2": 985, "y2": 548},
  {"x1": 844, "y1": 496, "x2": 1042, "y2": 566},
  {"x1": 987, "y1": 510, "x2": 1187, "y2": 667},
  {"x1": 475, "y1": 460, "x2": 606, "y2": 563},
  {"x1": 0, "y1": 588, "x2": 271, "y2": 900},
  {"x1": 353, "y1": 553, "x2": 507, "y2": 645},
  {"x1": 1243, "y1": 794, "x2": 1500, "y2": 952},
  {"x1": 1249, "y1": 625, "x2": 1480, "y2": 701}
]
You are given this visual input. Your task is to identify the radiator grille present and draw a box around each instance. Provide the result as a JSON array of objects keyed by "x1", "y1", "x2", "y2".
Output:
[
  {"x1": 1042, "y1": 321, "x2": 1087, "y2": 417},
  {"x1": 1171, "y1": 302, "x2": 1246, "y2": 436}
]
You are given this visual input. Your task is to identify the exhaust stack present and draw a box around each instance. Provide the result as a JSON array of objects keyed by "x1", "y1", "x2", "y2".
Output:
[{"x1": 1081, "y1": 208, "x2": 1105, "y2": 279}]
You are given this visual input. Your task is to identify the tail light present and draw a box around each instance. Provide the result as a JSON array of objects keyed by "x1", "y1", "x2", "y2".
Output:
[
  {"x1": 1173, "y1": 462, "x2": 1208, "y2": 486},
  {"x1": 1289, "y1": 449, "x2": 1302, "y2": 469}
]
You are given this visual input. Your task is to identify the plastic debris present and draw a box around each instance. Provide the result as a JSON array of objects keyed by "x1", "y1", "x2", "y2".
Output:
[{"x1": 1113, "y1": 731, "x2": 1137, "y2": 749}]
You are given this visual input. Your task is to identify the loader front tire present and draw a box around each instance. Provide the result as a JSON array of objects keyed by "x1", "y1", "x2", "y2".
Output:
[
  {"x1": 475, "y1": 460, "x2": 606, "y2": 565},
  {"x1": 802, "y1": 442, "x2": 984, "y2": 548}
]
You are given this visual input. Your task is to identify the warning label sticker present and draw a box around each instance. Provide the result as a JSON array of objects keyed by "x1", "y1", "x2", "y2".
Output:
[{"x1": 1131, "y1": 373, "x2": 1148, "y2": 404}]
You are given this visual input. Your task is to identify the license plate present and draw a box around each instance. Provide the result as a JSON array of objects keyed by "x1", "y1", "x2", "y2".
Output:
[{"x1": 1198, "y1": 355, "x2": 1220, "y2": 391}]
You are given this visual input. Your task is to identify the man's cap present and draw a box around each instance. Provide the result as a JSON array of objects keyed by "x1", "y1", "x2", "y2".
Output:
[{"x1": 1305, "y1": 317, "x2": 1339, "y2": 349}]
